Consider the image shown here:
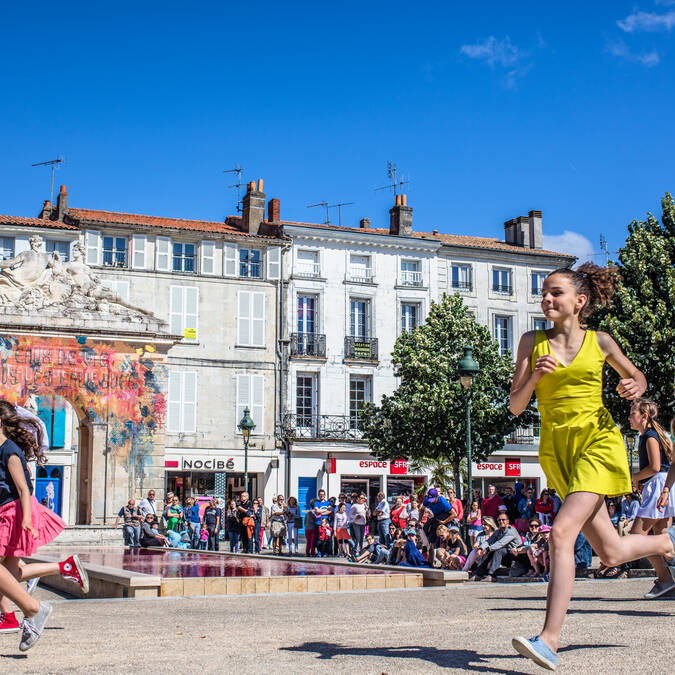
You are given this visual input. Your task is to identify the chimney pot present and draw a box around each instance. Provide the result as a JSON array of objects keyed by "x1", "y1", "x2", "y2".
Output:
[
  {"x1": 257, "y1": 179, "x2": 263, "y2": 191},
  {"x1": 60, "y1": 184, "x2": 67, "y2": 194},
  {"x1": 401, "y1": 194, "x2": 407, "y2": 206},
  {"x1": 395, "y1": 194, "x2": 401, "y2": 206},
  {"x1": 248, "y1": 181, "x2": 255, "y2": 192},
  {"x1": 359, "y1": 217, "x2": 371, "y2": 229},
  {"x1": 432, "y1": 229, "x2": 438, "y2": 235}
]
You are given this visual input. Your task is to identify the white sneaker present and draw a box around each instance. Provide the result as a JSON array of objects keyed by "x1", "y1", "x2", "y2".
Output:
[
  {"x1": 644, "y1": 578, "x2": 675, "y2": 599},
  {"x1": 19, "y1": 602, "x2": 52, "y2": 652}
]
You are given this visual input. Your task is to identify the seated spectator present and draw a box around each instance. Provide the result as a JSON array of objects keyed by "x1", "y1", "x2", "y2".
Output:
[
  {"x1": 352, "y1": 534, "x2": 385, "y2": 564},
  {"x1": 318, "y1": 517, "x2": 333, "y2": 557},
  {"x1": 526, "y1": 524, "x2": 550, "y2": 577},
  {"x1": 463, "y1": 517, "x2": 497, "y2": 572},
  {"x1": 400, "y1": 528, "x2": 428, "y2": 567},
  {"x1": 390, "y1": 498, "x2": 409, "y2": 530},
  {"x1": 469, "y1": 512, "x2": 521, "y2": 582},
  {"x1": 535, "y1": 490, "x2": 555, "y2": 526},
  {"x1": 595, "y1": 500, "x2": 628, "y2": 578},
  {"x1": 606, "y1": 499, "x2": 620, "y2": 529},
  {"x1": 140, "y1": 513, "x2": 169, "y2": 547},
  {"x1": 574, "y1": 531, "x2": 593, "y2": 574},
  {"x1": 389, "y1": 539, "x2": 407, "y2": 565},
  {"x1": 508, "y1": 519, "x2": 541, "y2": 577},
  {"x1": 435, "y1": 525, "x2": 468, "y2": 570},
  {"x1": 618, "y1": 492, "x2": 639, "y2": 537},
  {"x1": 467, "y1": 500, "x2": 483, "y2": 545}
]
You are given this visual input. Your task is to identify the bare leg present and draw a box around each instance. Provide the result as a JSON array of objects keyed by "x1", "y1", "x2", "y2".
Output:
[
  {"x1": 0, "y1": 558, "x2": 39, "y2": 618},
  {"x1": 631, "y1": 518, "x2": 672, "y2": 583}
]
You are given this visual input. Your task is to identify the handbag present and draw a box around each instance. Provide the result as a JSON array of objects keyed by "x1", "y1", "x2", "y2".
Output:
[
  {"x1": 293, "y1": 516, "x2": 303, "y2": 529},
  {"x1": 242, "y1": 516, "x2": 254, "y2": 528}
]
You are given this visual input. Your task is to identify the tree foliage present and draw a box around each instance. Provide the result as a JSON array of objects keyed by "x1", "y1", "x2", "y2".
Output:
[
  {"x1": 589, "y1": 193, "x2": 675, "y2": 424},
  {"x1": 361, "y1": 294, "x2": 537, "y2": 484}
]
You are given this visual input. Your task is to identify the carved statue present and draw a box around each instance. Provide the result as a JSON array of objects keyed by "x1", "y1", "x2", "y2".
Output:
[{"x1": 0, "y1": 235, "x2": 51, "y2": 302}]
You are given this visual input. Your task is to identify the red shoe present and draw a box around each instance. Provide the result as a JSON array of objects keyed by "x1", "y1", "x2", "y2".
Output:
[
  {"x1": 0, "y1": 612, "x2": 20, "y2": 633},
  {"x1": 59, "y1": 555, "x2": 90, "y2": 594}
]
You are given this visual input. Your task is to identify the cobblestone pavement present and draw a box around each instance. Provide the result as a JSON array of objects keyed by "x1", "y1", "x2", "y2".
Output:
[{"x1": 4, "y1": 578, "x2": 674, "y2": 674}]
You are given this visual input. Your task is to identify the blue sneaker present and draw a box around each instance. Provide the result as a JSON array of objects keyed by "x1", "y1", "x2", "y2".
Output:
[
  {"x1": 512, "y1": 635, "x2": 557, "y2": 671},
  {"x1": 26, "y1": 577, "x2": 40, "y2": 595}
]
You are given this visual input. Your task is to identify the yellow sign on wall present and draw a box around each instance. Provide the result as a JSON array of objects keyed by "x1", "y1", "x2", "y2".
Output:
[{"x1": 184, "y1": 328, "x2": 197, "y2": 340}]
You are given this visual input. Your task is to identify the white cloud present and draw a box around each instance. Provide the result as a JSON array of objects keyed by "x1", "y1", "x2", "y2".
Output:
[
  {"x1": 617, "y1": 9, "x2": 675, "y2": 32},
  {"x1": 460, "y1": 36, "x2": 522, "y2": 67},
  {"x1": 606, "y1": 39, "x2": 660, "y2": 66},
  {"x1": 543, "y1": 231, "x2": 596, "y2": 265}
]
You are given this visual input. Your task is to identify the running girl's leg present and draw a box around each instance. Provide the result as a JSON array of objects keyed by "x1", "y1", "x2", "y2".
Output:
[
  {"x1": 0, "y1": 558, "x2": 39, "y2": 619},
  {"x1": 631, "y1": 517, "x2": 673, "y2": 584}
]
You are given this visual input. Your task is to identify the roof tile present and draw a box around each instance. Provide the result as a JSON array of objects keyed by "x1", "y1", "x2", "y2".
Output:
[{"x1": 0, "y1": 215, "x2": 78, "y2": 230}]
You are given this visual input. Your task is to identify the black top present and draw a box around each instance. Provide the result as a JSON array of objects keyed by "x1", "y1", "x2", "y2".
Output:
[
  {"x1": 237, "y1": 500, "x2": 252, "y2": 521},
  {"x1": 638, "y1": 429, "x2": 670, "y2": 473},
  {"x1": 0, "y1": 438, "x2": 33, "y2": 507},
  {"x1": 203, "y1": 506, "x2": 219, "y2": 527}
]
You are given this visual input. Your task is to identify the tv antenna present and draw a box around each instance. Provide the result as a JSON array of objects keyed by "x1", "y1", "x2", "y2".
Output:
[
  {"x1": 307, "y1": 201, "x2": 330, "y2": 224},
  {"x1": 223, "y1": 164, "x2": 244, "y2": 214},
  {"x1": 31, "y1": 157, "x2": 64, "y2": 204},
  {"x1": 374, "y1": 161, "x2": 409, "y2": 196},
  {"x1": 599, "y1": 234, "x2": 609, "y2": 265},
  {"x1": 328, "y1": 201, "x2": 354, "y2": 227}
]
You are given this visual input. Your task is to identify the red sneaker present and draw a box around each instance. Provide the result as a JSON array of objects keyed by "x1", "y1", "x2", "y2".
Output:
[
  {"x1": 59, "y1": 555, "x2": 90, "y2": 594},
  {"x1": 0, "y1": 612, "x2": 20, "y2": 633}
]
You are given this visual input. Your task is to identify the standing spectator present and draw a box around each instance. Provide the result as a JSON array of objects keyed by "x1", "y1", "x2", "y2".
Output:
[
  {"x1": 203, "y1": 499, "x2": 220, "y2": 551},
  {"x1": 286, "y1": 496, "x2": 300, "y2": 554},
  {"x1": 334, "y1": 502, "x2": 351, "y2": 558},
  {"x1": 348, "y1": 493, "x2": 368, "y2": 555},
  {"x1": 516, "y1": 486, "x2": 536, "y2": 531},
  {"x1": 258, "y1": 498, "x2": 270, "y2": 552},
  {"x1": 407, "y1": 498, "x2": 420, "y2": 523},
  {"x1": 313, "y1": 489, "x2": 332, "y2": 528},
  {"x1": 535, "y1": 489, "x2": 555, "y2": 525},
  {"x1": 549, "y1": 488, "x2": 562, "y2": 516},
  {"x1": 185, "y1": 497, "x2": 202, "y2": 549},
  {"x1": 422, "y1": 488, "x2": 455, "y2": 546},
  {"x1": 480, "y1": 484, "x2": 504, "y2": 521},
  {"x1": 467, "y1": 500, "x2": 483, "y2": 545},
  {"x1": 390, "y1": 497, "x2": 408, "y2": 530},
  {"x1": 225, "y1": 499, "x2": 240, "y2": 552},
  {"x1": 502, "y1": 486, "x2": 519, "y2": 523},
  {"x1": 618, "y1": 492, "x2": 639, "y2": 536},
  {"x1": 162, "y1": 491, "x2": 175, "y2": 530},
  {"x1": 138, "y1": 490, "x2": 158, "y2": 522},
  {"x1": 199, "y1": 525, "x2": 209, "y2": 550},
  {"x1": 114, "y1": 499, "x2": 142, "y2": 547},
  {"x1": 266, "y1": 496, "x2": 278, "y2": 550},
  {"x1": 304, "y1": 499, "x2": 318, "y2": 556},
  {"x1": 374, "y1": 491, "x2": 391, "y2": 543},
  {"x1": 237, "y1": 491, "x2": 253, "y2": 553},
  {"x1": 251, "y1": 499, "x2": 263, "y2": 553},
  {"x1": 270, "y1": 494, "x2": 287, "y2": 554},
  {"x1": 318, "y1": 517, "x2": 333, "y2": 557},
  {"x1": 447, "y1": 488, "x2": 464, "y2": 524},
  {"x1": 165, "y1": 496, "x2": 183, "y2": 531},
  {"x1": 469, "y1": 512, "x2": 521, "y2": 582}
]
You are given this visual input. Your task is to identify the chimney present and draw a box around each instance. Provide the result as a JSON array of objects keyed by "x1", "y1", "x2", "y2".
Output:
[
  {"x1": 242, "y1": 179, "x2": 265, "y2": 234},
  {"x1": 56, "y1": 185, "x2": 68, "y2": 221},
  {"x1": 528, "y1": 210, "x2": 543, "y2": 249},
  {"x1": 359, "y1": 217, "x2": 371, "y2": 229},
  {"x1": 39, "y1": 199, "x2": 52, "y2": 220},
  {"x1": 268, "y1": 198, "x2": 281, "y2": 223},
  {"x1": 389, "y1": 194, "x2": 413, "y2": 236}
]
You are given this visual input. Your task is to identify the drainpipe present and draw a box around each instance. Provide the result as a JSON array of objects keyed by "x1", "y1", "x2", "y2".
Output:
[{"x1": 276, "y1": 244, "x2": 291, "y2": 497}]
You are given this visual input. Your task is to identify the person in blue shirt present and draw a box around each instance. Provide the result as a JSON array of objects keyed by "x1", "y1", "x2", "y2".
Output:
[
  {"x1": 422, "y1": 488, "x2": 454, "y2": 546},
  {"x1": 313, "y1": 489, "x2": 332, "y2": 526},
  {"x1": 185, "y1": 498, "x2": 202, "y2": 549},
  {"x1": 400, "y1": 529, "x2": 428, "y2": 567}
]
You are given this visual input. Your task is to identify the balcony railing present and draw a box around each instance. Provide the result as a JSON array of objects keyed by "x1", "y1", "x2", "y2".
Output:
[
  {"x1": 295, "y1": 262, "x2": 321, "y2": 278},
  {"x1": 400, "y1": 270, "x2": 423, "y2": 286},
  {"x1": 282, "y1": 413, "x2": 364, "y2": 440},
  {"x1": 452, "y1": 280, "x2": 473, "y2": 291},
  {"x1": 493, "y1": 284, "x2": 513, "y2": 295},
  {"x1": 348, "y1": 266, "x2": 374, "y2": 283},
  {"x1": 506, "y1": 427, "x2": 540, "y2": 444},
  {"x1": 345, "y1": 336, "x2": 378, "y2": 361},
  {"x1": 290, "y1": 332, "x2": 326, "y2": 358}
]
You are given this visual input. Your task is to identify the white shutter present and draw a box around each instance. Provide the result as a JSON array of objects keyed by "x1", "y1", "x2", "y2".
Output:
[
  {"x1": 201, "y1": 240, "x2": 215, "y2": 275},
  {"x1": 252, "y1": 374, "x2": 264, "y2": 434},
  {"x1": 236, "y1": 374, "x2": 250, "y2": 433},
  {"x1": 167, "y1": 371, "x2": 181, "y2": 433},
  {"x1": 252, "y1": 292, "x2": 265, "y2": 347},
  {"x1": 223, "y1": 242, "x2": 238, "y2": 277},
  {"x1": 14, "y1": 237, "x2": 30, "y2": 255},
  {"x1": 169, "y1": 286, "x2": 183, "y2": 335},
  {"x1": 156, "y1": 236, "x2": 171, "y2": 271},
  {"x1": 131, "y1": 234, "x2": 147, "y2": 269},
  {"x1": 85, "y1": 230, "x2": 101, "y2": 266},
  {"x1": 267, "y1": 246, "x2": 281, "y2": 280},
  {"x1": 184, "y1": 287, "x2": 198, "y2": 341},
  {"x1": 182, "y1": 372, "x2": 197, "y2": 433},
  {"x1": 238, "y1": 291, "x2": 251, "y2": 345},
  {"x1": 101, "y1": 279, "x2": 130, "y2": 302}
]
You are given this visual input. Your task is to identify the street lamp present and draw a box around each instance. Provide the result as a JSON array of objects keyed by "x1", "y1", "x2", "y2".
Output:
[
  {"x1": 238, "y1": 407, "x2": 256, "y2": 495},
  {"x1": 458, "y1": 345, "x2": 480, "y2": 512}
]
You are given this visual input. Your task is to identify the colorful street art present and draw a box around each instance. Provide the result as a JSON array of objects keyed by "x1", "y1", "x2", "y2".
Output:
[{"x1": 0, "y1": 333, "x2": 168, "y2": 484}]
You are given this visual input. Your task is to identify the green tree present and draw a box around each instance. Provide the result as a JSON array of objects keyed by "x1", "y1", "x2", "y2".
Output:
[
  {"x1": 589, "y1": 193, "x2": 675, "y2": 424},
  {"x1": 361, "y1": 293, "x2": 537, "y2": 494}
]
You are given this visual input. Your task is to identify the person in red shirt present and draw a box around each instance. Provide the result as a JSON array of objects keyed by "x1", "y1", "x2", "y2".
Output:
[
  {"x1": 447, "y1": 488, "x2": 464, "y2": 523},
  {"x1": 535, "y1": 489, "x2": 555, "y2": 526},
  {"x1": 481, "y1": 484, "x2": 505, "y2": 520}
]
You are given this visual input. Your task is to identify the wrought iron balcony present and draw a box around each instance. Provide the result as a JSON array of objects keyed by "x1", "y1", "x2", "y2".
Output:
[
  {"x1": 492, "y1": 284, "x2": 513, "y2": 295},
  {"x1": 506, "y1": 427, "x2": 540, "y2": 444},
  {"x1": 282, "y1": 413, "x2": 364, "y2": 440},
  {"x1": 451, "y1": 280, "x2": 473, "y2": 291},
  {"x1": 290, "y1": 332, "x2": 326, "y2": 358},
  {"x1": 347, "y1": 266, "x2": 374, "y2": 283},
  {"x1": 400, "y1": 270, "x2": 423, "y2": 286},
  {"x1": 294, "y1": 262, "x2": 322, "y2": 278},
  {"x1": 345, "y1": 336, "x2": 378, "y2": 361}
]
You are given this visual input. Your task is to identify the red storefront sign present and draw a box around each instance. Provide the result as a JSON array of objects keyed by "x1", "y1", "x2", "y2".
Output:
[
  {"x1": 505, "y1": 457, "x2": 521, "y2": 477},
  {"x1": 325, "y1": 457, "x2": 336, "y2": 474},
  {"x1": 390, "y1": 459, "x2": 408, "y2": 475}
]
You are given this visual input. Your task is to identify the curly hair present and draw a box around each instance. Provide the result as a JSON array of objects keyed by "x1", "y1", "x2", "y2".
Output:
[
  {"x1": 546, "y1": 262, "x2": 618, "y2": 321},
  {"x1": 631, "y1": 398, "x2": 673, "y2": 462},
  {"x1": 0, "y1": 400, "x2": 39, "y2": 461}
]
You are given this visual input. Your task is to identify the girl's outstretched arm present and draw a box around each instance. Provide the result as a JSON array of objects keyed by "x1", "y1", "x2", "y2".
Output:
[
  {"x1": 596, "y1": 332, "x2": 647, "y2": 400},
  {"x1": 8, "y1": 454, "x2": 37, "y2": 538},
  {"x1": 510, "y1": 331, "x2": 557, "y2": 416}
]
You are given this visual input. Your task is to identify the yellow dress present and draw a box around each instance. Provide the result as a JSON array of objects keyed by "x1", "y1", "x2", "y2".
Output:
[{"x1": 531, "y1": 329, "x2": 631, "y2": 499}]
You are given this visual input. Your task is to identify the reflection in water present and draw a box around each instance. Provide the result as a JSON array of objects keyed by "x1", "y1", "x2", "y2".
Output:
[{"x1": 45, "y1": 548, "x2": 399, "y2": 579}]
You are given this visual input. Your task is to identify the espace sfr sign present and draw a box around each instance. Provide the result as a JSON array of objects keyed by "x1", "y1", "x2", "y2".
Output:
[{"x1": 472, "y1": 457, "x2": 521, "y2": 477}]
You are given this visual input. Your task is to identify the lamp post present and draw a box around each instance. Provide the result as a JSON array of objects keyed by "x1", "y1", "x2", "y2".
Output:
[
  {"x1": 238, "y1": 407, "x2": 256, "y2": 495},
  {"x1": 458, "y1": 345, "x2": 480, "y2": 514}
]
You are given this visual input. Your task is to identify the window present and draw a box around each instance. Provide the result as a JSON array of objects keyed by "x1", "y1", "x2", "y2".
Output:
[
  {"x1": 297, "y1": 295, "x2": 316, "y2": 334},
  {"x1": 172, "y1": 243, "x2": 196, "y2": 273},
  {"x1": 533, "y1": 318, "x2": 551, "y2": 331},
  {"x1": 350, "y1": 298, "x2": 371, "y2": 338},
  {"x1": 349, "y1": 376, "x2": 371, "y2": 431},
  {"x1": 239, "y1": 248, "x2": 262, "y2": 278},
  {"x1": 0, "y1": 238, "x2": 14, "y2": 261},
  {"x1": 296, "y1": 374, "x2": 317, "y2": 430},
  {"x1": 401, "y1": 303, "x2": 420, "y2": 333},
  {"x1": 167, "y1": 371, "x2": 197, "y2": 433},
  {"x1": 349, "y1": 254, "x2": 373, "y2": 282},
  {"x1": 400, "y1": 259, "x2": 422, "y2": 286},
  {"x1": 236, "y1": 374, "x2": 264, "y2": 434},
  {"x1": 101, "y1": 279, "x2": 130, "y2": 302},
  {"x1": 531, "y1": 271, "x2": 547, "y2": 296},
  {"x1": 451, "y1": 264, "x2": 472, "y2": 291},
  {"x1": 492, "y1": 268, "x2": 512, "y2": 295},
  {"x1": 237, "y1": 291, "x2": 265, "y2": 346},
  {"x1": 296, "y1": 249, "x2": 320, "y2": 277},
  {"x1": 45, "y1": 240, "x2": 69, "y2": 261},
  {"x1": 494, "y1": 315, "x2": 512, "y2": 356},
  {"x1": 170, "y1": 286, "x2": 199, "y2": 341},
  {"x1": 102, "y1": 236, "x2": 128, "y2": 267}
]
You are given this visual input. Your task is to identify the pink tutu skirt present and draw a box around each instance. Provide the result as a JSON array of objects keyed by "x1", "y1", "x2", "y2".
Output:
[{"x1": 0, "y1": 496, "x2": 66, "y2": 557}]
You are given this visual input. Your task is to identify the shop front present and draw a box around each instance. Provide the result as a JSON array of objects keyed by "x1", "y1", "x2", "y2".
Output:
[{"x1": 471, "y1": 452, "x2": 545, "y2": 498}]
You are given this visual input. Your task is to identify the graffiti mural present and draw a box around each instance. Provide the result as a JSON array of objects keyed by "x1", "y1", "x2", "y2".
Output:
[{"x1": 0, "y1": 334, "x2": 168, "y2": 486}]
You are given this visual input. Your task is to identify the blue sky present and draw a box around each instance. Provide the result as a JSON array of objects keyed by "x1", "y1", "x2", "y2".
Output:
[{"x1": 2, "y1": 1, "x2": 675, "y2": 263}]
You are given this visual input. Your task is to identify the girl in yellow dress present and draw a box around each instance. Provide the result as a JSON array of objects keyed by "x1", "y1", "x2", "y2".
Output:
[{"x1": 509, "y1": 263, "x2": 675, "y2": 671}]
